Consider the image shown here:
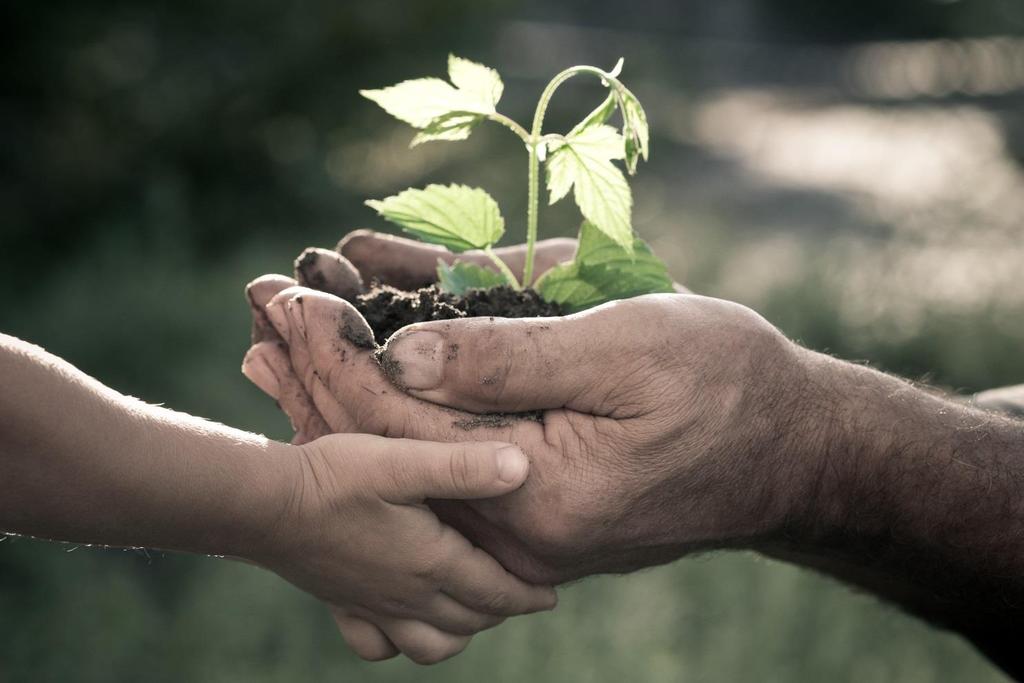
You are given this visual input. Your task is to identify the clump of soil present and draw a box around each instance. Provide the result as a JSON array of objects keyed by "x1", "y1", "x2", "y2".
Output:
[{"x1": 352, "y1": 284, "x2": 564, "y2": 345}]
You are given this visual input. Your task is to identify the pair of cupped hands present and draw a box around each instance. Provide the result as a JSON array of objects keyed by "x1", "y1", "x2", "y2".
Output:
[{"x1": 242, "y1": 230, "x2": 810, "y2": 664}]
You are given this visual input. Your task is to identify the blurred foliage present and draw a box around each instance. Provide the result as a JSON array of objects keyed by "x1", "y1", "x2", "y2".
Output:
[{"x1": 1, "y1": 0, "x2": 1022, "y2": 681}]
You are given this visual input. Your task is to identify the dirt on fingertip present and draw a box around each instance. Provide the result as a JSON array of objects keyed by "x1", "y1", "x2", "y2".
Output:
[
  {"x1": 333, "y1": 282, "x2": 563, "y2": 431},
  {"x1": 340, "y1": 316, "x2": 376, "y2": 350},
  {"x1": 352, "y1": 284, "x2": 564, "y2": 345}
]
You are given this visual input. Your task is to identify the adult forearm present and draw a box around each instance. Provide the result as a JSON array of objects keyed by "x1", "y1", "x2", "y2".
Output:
[
  {"x1": 764, "y1": 349, "x2": 1024, "y2": 650},
  {"x1": 0, "y1": 334, "x2": 293, "y2": 558}
]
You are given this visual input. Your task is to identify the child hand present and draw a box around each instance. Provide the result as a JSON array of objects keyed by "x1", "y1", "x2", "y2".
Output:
[{"x1": 252, "y1": 433, "x2": 557, "y2": 664}]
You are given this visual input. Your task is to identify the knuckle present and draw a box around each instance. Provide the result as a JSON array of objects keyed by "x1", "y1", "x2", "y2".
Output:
[
  {"x1": 446, "y1": 614, "x2": 491, "y2": 636},
  {"x1": 447, "y1": 446, "x2": 481, "y2": 492},
  {"x1": 380, "y1": 595, "x2": 417, "y2": 616},
  {"x1": 413, "y1": 542, "x2": 450, "y2": 583},
  {"x1": 471, "y1": 613, "x2": 503, "y2": 631},
  {"x1": 476, "y1": 589, "x2": 515, "y2": 615}
]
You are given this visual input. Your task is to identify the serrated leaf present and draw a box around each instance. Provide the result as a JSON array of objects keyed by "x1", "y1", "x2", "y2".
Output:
[
  {"x1": 619, "y1": 85, "x2": 649, "y2": 174},
  {"x1": 536, "y1": 220, "x2": 673, "y2": 312},
  {"x1": 545, "y1": 124, "x2": 633, "y2": 251},
  {"x1": 361, "y1": 56, "x2": 503, "y2": 145},
  {"x1": 360, "y1": 79, "x2": 485, "y2": 128},
  {"x1": 365, "y1": 184, "x2": 504, "y2": 253},
  {"x1": 436, "y1": 260, "x2": 506, "y2": 295},
  {"x1": 573, "y1": 219, "x2": 667, "y2": 273},
  {"x1": 533, "y1": 262, "x2": 603, "y2": 311},
  {"x1": 447, "y1": 54, "x2": 503, "y2": 110}
]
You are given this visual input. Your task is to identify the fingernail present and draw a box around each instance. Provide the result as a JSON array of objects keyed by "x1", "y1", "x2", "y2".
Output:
[
  {"x1": 287, "y1": 297, "x2": 307, "y2": 340},
  {"x1": 496, "y1": 446, "x2": 528, "y2": 485},
  {"x1": 265, "y1": 301, "x2": 290, "y2": 337},
  {"x1": 243, "y1": 352, "x2": 280, "y2": 398},
  {"x1": 384, "y1": 331, "x2": 445, "y2": 390}
]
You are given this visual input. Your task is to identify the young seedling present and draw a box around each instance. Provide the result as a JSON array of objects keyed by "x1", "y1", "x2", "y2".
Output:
[{"x1": 362, "y1": 54, "x2": 673, "y2": 312}]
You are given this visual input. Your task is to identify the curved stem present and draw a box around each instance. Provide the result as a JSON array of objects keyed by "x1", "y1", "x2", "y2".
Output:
[
  {"x1": 523, "y1": 65, "x2": 617, "y2": 286},
  {"x1": 484, "y1": 246, "x2": 522, "y2": 290},
  {"x1": 525, "y1": 144, "x2": 539, "y2": 285},
  {"x1": 485, "y1": 112, "x2": 530, "y2": 143}
]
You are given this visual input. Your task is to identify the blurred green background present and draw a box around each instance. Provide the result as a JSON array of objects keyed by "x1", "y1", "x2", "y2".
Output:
[{"x1": 2, "y1": 0, "x2": 1023, "y2": 680}]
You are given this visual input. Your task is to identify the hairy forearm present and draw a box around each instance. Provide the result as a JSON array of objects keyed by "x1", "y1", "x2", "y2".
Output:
[
  {"x1": 0, "y1": 334, "x2": 293, "y2": 558},
  {"x1": 762, "y1": 351, "x2": 1024, "y2": 671}
]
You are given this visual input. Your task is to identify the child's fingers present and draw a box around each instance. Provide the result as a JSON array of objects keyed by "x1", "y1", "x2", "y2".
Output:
[
  {"x1": 370, "y1": 616, "x2": 471, "y2": 666},
  {"x1": 414, "y1": 594, "x2": 505, "y2": 636},
  {"x1": 330, "y1": 607, "x2": 399, "y2": 661},
  {"x1": 440, "y1": 542, "x2": 558, "y2": 617}
]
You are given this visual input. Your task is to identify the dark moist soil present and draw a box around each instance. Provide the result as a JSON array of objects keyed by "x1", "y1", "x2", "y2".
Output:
[
  {"x1": 339, "y1": 282, "x2": 564, "y2": 431},
  {"x1": 352, "y1": 284, "x2": 564, "y2": 346}
]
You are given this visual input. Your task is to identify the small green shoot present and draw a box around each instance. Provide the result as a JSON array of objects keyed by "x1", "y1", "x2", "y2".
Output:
[{"x1": 362, "y1": 54, "x2": 671, "y2": 310}]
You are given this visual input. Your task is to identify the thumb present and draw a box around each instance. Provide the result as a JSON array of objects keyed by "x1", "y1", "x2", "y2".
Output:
[
  {"x1": 377, "y1": 295, "x2": 661, "y2": 414},
  {"x1": 367, "y1": 438, "x2": 531, "y2": 503}
]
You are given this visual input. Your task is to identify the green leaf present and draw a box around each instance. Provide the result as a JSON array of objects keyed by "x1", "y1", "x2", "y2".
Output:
[
  {"x1": 410, "y1": 112, "x2": 479, "y2": 146},
  {"x1": 533, "y1": 262, "x2": 601, "y2": 311},
  {"x1": 436, "y1": 260, "x2": 506, "y2": 295},
  {"x1": 536, "y1": 220, "x2": 673, "y2": 312},
  {"x1": 618, "y1": 85, "x2": 649, "y2": 174},
  {"x1": 545, "y1": 124, "x2": 633, "y2": 251},
  {"x1": 360, "y1": 55, "x2": 503, "y2": 145},
  {"x1": 447, "y1": 54, "x2": 503, "y2": 110},
  {"x1": 568, "y1": 93, "x2": 617, "y2": 137},
  {"x1": 365, "y1": 184, "x2": 505, "y2": 253}
]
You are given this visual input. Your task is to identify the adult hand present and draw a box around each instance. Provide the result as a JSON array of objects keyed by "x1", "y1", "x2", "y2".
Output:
[
  {"x1": 244, "y1": 230, "x2": 579, "y2": 442},
  {"x1": 248, "y1": 287, "x2": 808, "y2": 584},
  {"x1": 248, "y1": 264, "x2": 1024, "y2": 679}
]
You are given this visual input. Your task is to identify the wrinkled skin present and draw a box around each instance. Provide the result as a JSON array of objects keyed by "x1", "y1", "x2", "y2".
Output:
[
  {"x1": 245, "y1": 231, "x2": 1024, "y2": 679},
  {"x1": 244, "y1": 232, "x2": 577, "y2": 662},
  {"x1": 244, "y1": 231, "x2": 803, "y2": 584}
]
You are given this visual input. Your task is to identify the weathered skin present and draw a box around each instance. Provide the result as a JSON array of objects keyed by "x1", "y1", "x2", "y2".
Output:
[{"x1": 245, "y1": 231, "x2": 1024, "y2": 679}]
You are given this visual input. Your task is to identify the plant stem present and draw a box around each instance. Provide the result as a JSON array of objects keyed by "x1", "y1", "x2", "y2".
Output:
[
  {"x1": 484, "y1": 246, "x2": 522, "y2": 290},
  {"x1": 524, "y1": 141, "x2": 539, "y2": 285},
  {"x1": 522, "y1": 65, "x2": 617, "y2": 286},
  {"x1": 486, "y1": 112, "x2": 530, "y2": 143}
]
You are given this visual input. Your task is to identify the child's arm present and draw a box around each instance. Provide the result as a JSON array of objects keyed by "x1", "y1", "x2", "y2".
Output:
[{"x1": 0, "y1": 333, "x2": 555, "y2": 664}]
